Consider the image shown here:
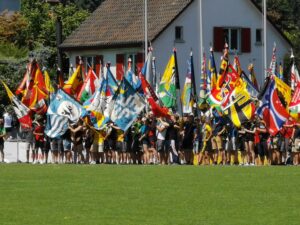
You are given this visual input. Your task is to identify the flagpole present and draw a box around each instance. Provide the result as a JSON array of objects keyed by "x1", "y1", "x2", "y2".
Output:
[
  {"x1": 199, "y1": 0, "x2": 203, "y2": 69},
  {"x1": 144, "y1": 0, "x2": 148, "y2": 68},
  {"x1": 263, "y1": 0, "x2": 267, "y2": 78}
]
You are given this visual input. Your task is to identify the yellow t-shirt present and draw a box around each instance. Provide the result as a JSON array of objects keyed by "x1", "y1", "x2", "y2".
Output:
[
  {"x1": 93, "y1": 130, "x2": 106, "y2": 145},
  {"x1": 202, "y1": 124, "x2": 212, "y2": 141},
  {"x1": 116, "y1": 129, "x2": 124, "y2": 142}
]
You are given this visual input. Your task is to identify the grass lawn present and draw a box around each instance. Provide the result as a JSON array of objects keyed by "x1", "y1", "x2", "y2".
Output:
[{"x1": 0, "y1": 164, "x2": 299, "y2": 225}]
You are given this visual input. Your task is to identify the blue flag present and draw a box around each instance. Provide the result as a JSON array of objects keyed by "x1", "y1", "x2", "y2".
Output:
[
  {"x1": 48, "y1": 89, "x2": 86, "y2": 124},
  {"x1": 109, "y1": 78, "x2": 146, "y2": 131},
  {"x1": 45, "y1": 114, "x2": 69, "y2": 138}
]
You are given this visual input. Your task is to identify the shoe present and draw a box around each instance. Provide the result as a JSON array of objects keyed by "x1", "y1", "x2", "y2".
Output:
[
  {"x1": 250, "y1": 163, "x2": 255, "y2": 166},
  {"x1": 90, "y1": 161, "x2": 96, "y2": 165}
]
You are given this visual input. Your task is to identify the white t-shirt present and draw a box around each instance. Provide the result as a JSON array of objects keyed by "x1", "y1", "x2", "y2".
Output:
[
  {"x1": 3, "y1": 113, "x2": 12, "y2": 128},
  {"x1": 156, "y1": 121, "x2": 167, "y2": 141}
]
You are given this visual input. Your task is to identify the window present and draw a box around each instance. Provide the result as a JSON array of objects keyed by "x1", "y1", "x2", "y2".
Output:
[
  {"x1": 75, "y1": 55, "x2": 103, "y2": 77},
  {"x1": 223, "y1": 28, "x2": 241, "y2": 52},
  {"x1": 214, "y1": 27, "x2": 251, "y2": 53},
  {"x1": 175, "y1": 26, "x2": 184, "y2": 42},
  {"x1": 256, "y1": 29, "x2": 262, "y2": 44}
]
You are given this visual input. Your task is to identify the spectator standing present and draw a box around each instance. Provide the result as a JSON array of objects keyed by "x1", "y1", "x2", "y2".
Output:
[{"x1": 0, "y1": 118, "x2": 6, "y2": 163}]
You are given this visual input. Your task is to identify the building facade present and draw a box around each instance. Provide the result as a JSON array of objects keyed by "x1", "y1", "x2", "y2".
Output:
[{"x1": 61, "y1": 0, "x2": 292, "y2": 89}]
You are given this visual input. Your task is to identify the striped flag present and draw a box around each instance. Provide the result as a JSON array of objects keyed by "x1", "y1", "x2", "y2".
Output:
[
  {"x1": 1, "y1": 81, "x2": 32, "y2": 129},
  {"x1": 45, "y1": 114, "x2": 68, "y2": 138}
]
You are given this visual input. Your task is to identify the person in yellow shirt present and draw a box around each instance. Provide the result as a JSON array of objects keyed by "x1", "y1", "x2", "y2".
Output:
[
  {"x1": 198, "y1": 117, "x2": 212, "y2": 165},
  {"x1": 92, "y1": 129, "x2": 106, "y2": 164},
  {"x1": 116, "y1": 128, "x2": 126, "y2": 164}
]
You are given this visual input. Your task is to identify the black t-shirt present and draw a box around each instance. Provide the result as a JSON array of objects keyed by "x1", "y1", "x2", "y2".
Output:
[
  {"x1": 182, "y1": 122, "x2": 194, "y2": 148},
  {"x1": 166, "y1": 121, "x2": 177, "y2": 140},
  {"x1": 294, "y1": 127, "x2": 300, "y2": 139}
]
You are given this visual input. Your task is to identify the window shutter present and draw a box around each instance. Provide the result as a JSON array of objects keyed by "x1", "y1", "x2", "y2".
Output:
[
  {"x1": 116, "y1": 54, "x2": 125, "y2": 80},
  {"x1": 214, "y1": 27, "x2": 224, "y2": 52},
  {"x1": 135, "y1": 53, "x2": 144, "y2": 74},
  {"x1": 95, "y1": 55, "x2": 103, "y2": 78},
  {"x1": 241, "y1": 28, "x2": 251, "y2": 53}
]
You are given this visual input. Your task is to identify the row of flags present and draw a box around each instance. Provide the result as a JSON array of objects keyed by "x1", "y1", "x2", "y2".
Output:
[{"x1": 2, "y1": 44, "x2": 300, "y2": 139}]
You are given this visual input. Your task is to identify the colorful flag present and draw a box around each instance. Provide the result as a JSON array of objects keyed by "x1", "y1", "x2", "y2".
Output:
[
  {"x1": 125, "y1": 58, "x2": 141, "y2": 90},
  {"x1": 109, "y1": 78, "x2": 146, "y2": 131},
  {"x1": 241, "y1": 71, "x2": 259, "y2": 99},
  {"x1": 1, "y1": 81, "x2": 32, "y2": 129},
  {"x1": 247, "y1": 63, "x2": 259, "y2": 90},
  {"x1": 289, "y1": 82, "x2": 300, "y2": 113},
  {"x1": 158, "y1": 52, "x2": 177, "y2": 108},
  {"x1": 274, "y1": 75, "x2": 291, "y2": 109},
  {"x1": 278, "y1": 62, "x2": 284, "y2": 80},
  {"x1": 208, "y1": 48, "x2": 217, "y2": 90},
  {"x1": 77, "y1": 68, "x2": 100, "y2": 103},
  {"x1": 44, "y1": 70, "x2": 55, "y2": 94},
  {"x1": 223, "y1": 79, "x2": 255, "y2": 127},
  {"x1": 257, "y1": 78, "x2": 290, "y2": 136},
  {"x1": 182, "y1": 53, "x2": 194, "y2": 114},
  {"x1": 233, "y1": 56, "x2": 242, "y2": 76},
  {"x1": 45, "y1": 114, "x2": 68, "y2": 138},
  {"x1": 88, "y1": 110, "x2": 109, "y2": 130},
  {"x1": 84, "y1": 65, "x2": 118, "y2": 118},
  {"x1": 291, "y1": 60, "x2": 300, "y2": 91},
  {"x1": 63, "y1": 66, "x2": 83, "y2": 97},
  {"x1": 198, "y1": 52, "x2": 208, "y2": 110},
  {"x1": 268, "y1": 44, "x2": 277, "y2": 77},
  {"x1": 48, "y1": 89, "x2": 86, "y2": 124}
]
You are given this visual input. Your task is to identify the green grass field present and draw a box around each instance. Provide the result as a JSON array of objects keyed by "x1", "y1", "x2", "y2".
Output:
[{"x1": 0, "y1": 164, "x2": 299, "y2": 225}]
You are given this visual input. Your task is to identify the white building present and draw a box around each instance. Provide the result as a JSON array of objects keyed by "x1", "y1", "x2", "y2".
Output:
[{"x1": 60, "y1": 0, "x2": 292, "y2": 89}]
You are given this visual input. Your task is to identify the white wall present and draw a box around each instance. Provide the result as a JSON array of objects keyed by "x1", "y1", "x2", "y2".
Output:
[
  {"x1": 67, "y1": 47, "x2": 142, "y2": 78},
  {"x1": 153, "y1": 0, "x2": 291, "y2": 90}
]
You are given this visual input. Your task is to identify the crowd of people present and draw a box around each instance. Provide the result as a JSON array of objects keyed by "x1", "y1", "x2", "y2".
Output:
[{"x1": 1, "y1": 108, "x2": 300, "y2": 166}]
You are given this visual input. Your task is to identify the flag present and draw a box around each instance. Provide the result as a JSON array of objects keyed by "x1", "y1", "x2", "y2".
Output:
[
  {"x1": 45, "y1": 114, "x2": 68, "y2": 138},
  {"x1": 223, "y1": 79, "x2": 255, "y2": 127},
  {"x1": 248, "y1": 63, "x2": 259, "y2": 90},
  {"x1": 257, "y1": 78, "x2": 290, "y2": 136},
  {"x1": 125, "y1": 58, "x2": 141, "y2": 90},
  {"x1": 84, "y1": 65, "x2": 118, "y2": 118},
  {"x1": 289, "y1": 82, "x2": 300, "y2": 120},
  {"x1": 208, "y1": 48, "x2": 218, "y2": 90},
  {"x1": 289, "y1": 82, "x2": 300, "y2": 113},
  {"x1": 88, "y1": 110, "x2": 109, "y2": 130},
  {"x1": 268, "y1": 44, "x2": 277, "y2": 77},
  {"x1": 182, "y1": 54, "x2": 194, "y2": 114},
  {"x1": 241, "y1": 71, "x2": 259, "y2": 99},
  {"x1": 77, "y1": 68, "x2": 100, "y2": 103},
  {"x1": 109, "y1": 78, "x2": 146, "y2": 131},
  {"x1": 278, "y1": 62, "x2": 284, "y2": 80},
  {"x1": 57, "y1": 68, "x2": 65, "y2": 88},
  {"x1": 16, "y1": 62, "x2": 37, "y2": 95},
  {"x1": 48, "y1": 89, "x2": 86, "y2": 124},
  {"x1": 274, "y1": 75, "x2": 291, "y2": 109},
  {"x1": 63, "y1": 66, "x2": 83, "y2": 96},
  {"x1": 44, "y1": 70, "x2": 55, "y2": 94},
  {"x1": 158, "y1": 53, "x2": 177, "y2": 108},
  {"x1": 291, "y1": 61, "x2": 300, "y2": 91},
  {"x1": 233, "y1": 56, "x2": 242, "y2": 76},
  {"x1": 1, "y1": 81, "x2": 32, "y2": 129},
  {"x1": 198, "y1": 52, "x2": 208, "y2": 110}
]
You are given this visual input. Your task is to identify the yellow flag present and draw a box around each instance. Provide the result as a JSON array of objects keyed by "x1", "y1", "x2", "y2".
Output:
[
  {"x1": 160, "y1": 55, "x2": 175, "y2": 91},
  {"x1": 63, "y1": 66, "x2": 82, "y2": 95},
  {"x1": 44, "y1": 71, "x2": 55, "y2": 93},
  {"x1": 274, "y1": 76, "x2": 291, "y2": 106}
]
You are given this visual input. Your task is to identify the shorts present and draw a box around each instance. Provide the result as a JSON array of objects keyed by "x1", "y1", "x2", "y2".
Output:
[
  {"x1": 116, "y1": 142, "x2": 126, "y2": 152},
  {"x1": 225, "y1": 137, "x2": 237, "y2": 151},
  {"x1": 269, "y1": 137, "x2": 279, "y2": 150},
  {"x1": 201, "y1": 140, "x2": 212, "y2": 152},
  {"x1": 72, "y1": 143, "x2": 83, "y2": 153},
  {"x1": 279, "y1": 138, "x2": 289, "y2": 152},
  {"x1": 193, "y1": 141, "x2": 200, "y2": 154},
  {"x1": 35, "y1": 140, "x2": 45, "y2": 151},
  {"x1": 106, "y1": 139, "x2": 116, "y2": 151},
  {"x1": 236, "y1": 138, "x2": 245, "y2": 152},
  {"x1": 292, "y1": 138, "x2": 300, "y2": 153},
  {"x1": 63, "y1": 139, "x2": 71, "y2": 151},
  {"x1": 157, "y1": 139, "x2": 167, "y2": 153},
  {"x1": 211, "y1": 136, "x2": 223, "y2": 151},
  {"x1": 257, "y1": 140, "x2": 268, "y2": 158},
  {"x1": 92, "y1": 143, "x2": 104, "y2": 153},
  {"x1": 50, "y1": 139, "x2": 63, "y2": 152}
]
